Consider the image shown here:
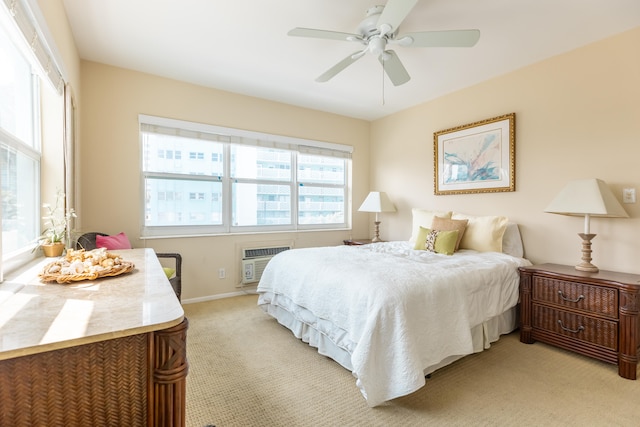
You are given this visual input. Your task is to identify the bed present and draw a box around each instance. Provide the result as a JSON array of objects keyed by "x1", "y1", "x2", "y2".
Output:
[{"x1": 256, "y1": 210, "x2": 531, "y2": 407}]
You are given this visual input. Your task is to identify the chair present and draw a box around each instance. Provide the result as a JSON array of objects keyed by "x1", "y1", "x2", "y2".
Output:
[{"x1": 76, "y1": 232, "x2": 182, "y2": 301}]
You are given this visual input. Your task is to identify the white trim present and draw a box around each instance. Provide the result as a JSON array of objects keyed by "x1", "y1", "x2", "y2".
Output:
[{"x1": 181, "y1": 290, "x2": 254, "y2": 305}]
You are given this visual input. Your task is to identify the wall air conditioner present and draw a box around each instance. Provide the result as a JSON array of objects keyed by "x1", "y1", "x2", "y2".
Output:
[{"x1": 241, "y1": 246, "x2": 291, "y2": 284}]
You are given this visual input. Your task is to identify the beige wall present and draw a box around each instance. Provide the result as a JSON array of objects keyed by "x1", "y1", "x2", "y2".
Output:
[
  {"x1": 36, "y1": 0, "x2": 81, "y2": 229},
  {"x1": 79, "y1": 62, "x2": 370, "y2": 300},
  {"x1": 39, "y1": 0, "x2": 640, "y2": 298},
  {"x1": 371, "y1": 27, "x2": 640, "y2": 274},
  {"x1": 37, "y1": 0, "x2": 81, "y2": 89}
]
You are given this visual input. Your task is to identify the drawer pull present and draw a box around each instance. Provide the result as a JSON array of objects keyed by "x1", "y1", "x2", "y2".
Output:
[
  {"x1": 558, "y1": 290, "x2": 584, "y2": 303},
  {"x1": 557, "y1": 320, "x2": 585, "y2": 334}
]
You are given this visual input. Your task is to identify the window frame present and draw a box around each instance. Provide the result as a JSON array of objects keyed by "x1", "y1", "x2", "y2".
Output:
[
  {"x1": 0, "y1": 6, "x2": 45, "y2": 278},
  {"x1": 139, "y1": 115, "x2": 352, "y2": 238}
]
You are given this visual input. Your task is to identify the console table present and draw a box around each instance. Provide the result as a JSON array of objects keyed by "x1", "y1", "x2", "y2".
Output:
[
  {"x1": 0, "y1": 248, "x2": 188, "y2": 426},
  {"x1": 519, "y1": 263, "x2": 640, "y2": 379}
]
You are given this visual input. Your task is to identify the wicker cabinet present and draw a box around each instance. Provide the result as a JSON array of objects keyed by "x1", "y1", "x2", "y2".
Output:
[
  {"x1": 0, "y1": 249, "x2": 187, "y2": 426},
  {"x1": 519, "y1": 264, "x2": 640, "y2": 379},
  {"x1": 0, "y1": 319, "x2": 188, "y2": 426}
]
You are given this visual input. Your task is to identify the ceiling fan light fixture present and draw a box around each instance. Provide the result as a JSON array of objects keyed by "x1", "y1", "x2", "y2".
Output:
[{"x1": 369, "y1": 36, "x2": 386, "y2": 55}]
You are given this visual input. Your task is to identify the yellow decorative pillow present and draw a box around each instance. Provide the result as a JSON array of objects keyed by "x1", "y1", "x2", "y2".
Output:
[
  {"x1": 431, "y1": 217, "x2": 468, "y2": 251},
  {"x1": 413, "y1": 226, "x2": 459, "y2": 255},
  {"x1": 163, "y1": 267, "x2": 176, "y2": 279},
  {"x1": 451, "y1": 213, "x2": 509, "y2": 252},
  {"x1": 409, "y1": 209, "x2": 452, "y2": 244}
]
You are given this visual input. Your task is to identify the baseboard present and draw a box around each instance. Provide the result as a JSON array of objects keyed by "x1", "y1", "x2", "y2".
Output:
[{"x1": 182, "y1": 288, "x2": 257, "y2": 305}]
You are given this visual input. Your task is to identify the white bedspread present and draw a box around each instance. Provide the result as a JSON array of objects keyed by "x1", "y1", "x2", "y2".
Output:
[{"x1": 257, "y1": 241, "x2": 531, "y2": 406}]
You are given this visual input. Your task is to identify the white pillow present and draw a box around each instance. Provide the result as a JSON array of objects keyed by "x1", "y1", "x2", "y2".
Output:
[
  {"x1": 409, "y1": 209, "x2": 452, "y2": 244},
  {"x1": 451, "y1": 212, "x2": 509, "y2": 253}
]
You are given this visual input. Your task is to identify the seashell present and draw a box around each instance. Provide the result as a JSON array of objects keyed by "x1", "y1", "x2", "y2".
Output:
[{"x1": 101, "y1": 258, "x2": 115, "y2": 267}]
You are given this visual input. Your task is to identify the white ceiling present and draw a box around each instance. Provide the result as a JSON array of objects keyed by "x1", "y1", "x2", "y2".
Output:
[{"x1": 61, "y1": 0, "x2": 640, "y2": 121}]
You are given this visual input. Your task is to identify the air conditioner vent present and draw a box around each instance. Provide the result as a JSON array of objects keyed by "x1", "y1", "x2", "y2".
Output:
[
  {"x1": 243, "y1": 246, "x2": 290, "y2": 259},
  {"x1": 241, "y1": 245, "x2": 291, "y2": 284}
]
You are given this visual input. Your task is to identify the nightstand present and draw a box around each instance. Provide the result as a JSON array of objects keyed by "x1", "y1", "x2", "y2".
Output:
[
  {"x1": 519, "y1": 263, "x2": 640, "y2": 380},
  {"x1": 343, "y1": 239, "x2": 375, "y2": 246}
]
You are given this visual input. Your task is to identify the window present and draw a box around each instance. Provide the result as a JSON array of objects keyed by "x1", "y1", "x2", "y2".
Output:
[
  {"x1": 1, "y1": 0, "x2": 65, "y2": 277},
  {"x1": 298, "y1": 154, "x2": 347, "y2": 225},
  {"x1": 140, "y1": 115, "x2": 352, "y2": 237},
  {"x1": 0, "y1": 14, "x2": 40, "y2": 269}
]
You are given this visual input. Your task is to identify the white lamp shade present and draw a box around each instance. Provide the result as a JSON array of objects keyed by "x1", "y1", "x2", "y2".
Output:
[
  {"x1": 358, "y1": 191, "x2": 396, "y2": 213},
  {"x1": 544, "y1": 178, "x2": 628, "y2": 218}
]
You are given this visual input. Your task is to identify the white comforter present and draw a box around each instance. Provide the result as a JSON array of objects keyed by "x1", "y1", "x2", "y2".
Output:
[{"x1": 257, "y1": 241, "x2": 531, "y2": 406}]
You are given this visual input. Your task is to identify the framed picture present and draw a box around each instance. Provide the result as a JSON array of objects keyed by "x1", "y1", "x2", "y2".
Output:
[{"x1": 434, "y1": 113, "x2": 515, "y2": 195}]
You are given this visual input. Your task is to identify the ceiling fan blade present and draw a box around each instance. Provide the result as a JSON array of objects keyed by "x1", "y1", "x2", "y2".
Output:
[
  {"x1": 378, "y1": 50, "x2": 410, "y2": 86},
  {"x1": 377, "y1": 0, "x2": 419, "y2": 35},
  {"x1": 288, "y1": 27, "x2": 361, "y2": 42},
  {"x1": 398, "y1": 29, "x2": 481, "y2": 47},
  {"x1": 316, "y1": 51, "x2": 364, "y2": 82}
]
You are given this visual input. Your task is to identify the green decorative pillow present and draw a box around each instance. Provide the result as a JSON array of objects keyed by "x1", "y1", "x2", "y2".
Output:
[
  {"x1": 163, "y1": 267, "x2": 176, "y2": 279},
  {"x1": 413, "y1": 226, "x2": 459, "y2": 255}
]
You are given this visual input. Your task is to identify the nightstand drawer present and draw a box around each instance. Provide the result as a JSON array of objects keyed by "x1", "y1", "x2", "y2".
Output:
[
  {"x1": 532, "y1": 304, "x2": 618, "y2": 351},
  {"x1": 532, "y1": 276, "x2": 617, "y2": 318}
]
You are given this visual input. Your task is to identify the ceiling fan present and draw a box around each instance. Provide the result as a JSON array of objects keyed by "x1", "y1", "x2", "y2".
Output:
[{"x1": 288, "y1": 0, "x2": 480, "y2": 86}]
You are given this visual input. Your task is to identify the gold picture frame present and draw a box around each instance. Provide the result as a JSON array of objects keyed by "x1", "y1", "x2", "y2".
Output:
[{"x1": 434, "y1": 113, "x2": 515, "y2": 195}]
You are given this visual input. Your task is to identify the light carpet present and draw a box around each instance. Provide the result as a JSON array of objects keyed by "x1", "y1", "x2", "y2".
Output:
[{"x1": 184, "y1": 295, "x2": 639, "y2": 427}]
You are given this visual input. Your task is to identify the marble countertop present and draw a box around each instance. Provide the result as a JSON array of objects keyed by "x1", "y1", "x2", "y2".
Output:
[{"x1": 0, "y1": 248, "x2": 184, "y2": 360}]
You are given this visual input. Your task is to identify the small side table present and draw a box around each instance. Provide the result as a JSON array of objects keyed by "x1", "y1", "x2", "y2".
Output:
[
  {"x1": 519, "y1": 263, "x2": 640, "y2": 380},
  {"x1": 343, "y1": 239, "x2": 375, "y2": 246}
]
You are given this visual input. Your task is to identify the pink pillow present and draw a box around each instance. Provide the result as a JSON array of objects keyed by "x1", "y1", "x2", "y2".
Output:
[{"x1": 95, "y1": 232, "x2": 132, "y2": 250}]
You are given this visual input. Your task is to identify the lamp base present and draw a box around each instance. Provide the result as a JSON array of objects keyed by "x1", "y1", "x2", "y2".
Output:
[
  {"x1": 371, "y1": 221, "x2": 382, "y2": 242},
  {"x1": 575, "y1": 233, "x2": 598, "y2": 273}
]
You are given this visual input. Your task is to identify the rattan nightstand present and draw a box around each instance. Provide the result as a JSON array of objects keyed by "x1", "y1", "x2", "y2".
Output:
[{"x1": 519, "y1": 263, "x2": 640, "y2": 380}]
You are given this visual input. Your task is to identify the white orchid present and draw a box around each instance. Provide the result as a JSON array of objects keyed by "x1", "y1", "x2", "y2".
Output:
[{"x1": 38, "y1": 190, "x2": 77, "y2": 245}]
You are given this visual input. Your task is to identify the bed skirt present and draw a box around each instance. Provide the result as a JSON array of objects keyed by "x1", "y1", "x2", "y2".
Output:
[{"x1": 259, "y1": 294, "x2": 517, "y2": 378}]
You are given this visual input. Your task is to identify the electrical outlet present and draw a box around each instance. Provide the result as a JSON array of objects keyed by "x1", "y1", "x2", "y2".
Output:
[
  {"x1": 623, "y1": 188, "x2": 636, "y2": 204},
  {"x1": 218, "y1": 268, "x2": 225, "y2": 279}
]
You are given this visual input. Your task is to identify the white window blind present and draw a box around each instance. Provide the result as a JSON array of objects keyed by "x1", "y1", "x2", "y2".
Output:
[
  {"x1": 139, "y1": 116, "x2": 353, "y2": 159},
  {"x1": 1, "y1": 0, "x2": 64, "y2": 94}
]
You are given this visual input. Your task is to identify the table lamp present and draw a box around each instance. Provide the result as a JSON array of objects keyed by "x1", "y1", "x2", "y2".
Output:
[
  {"x1": 544, "y1": 178, "x2": 628, "y2": 272},
  {"x1": 358, "y1": 191, "x2": 396, "y2": 242}
]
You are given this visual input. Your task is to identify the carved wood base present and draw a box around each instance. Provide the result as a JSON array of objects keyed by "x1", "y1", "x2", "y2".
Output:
[
  {"x1": 576, "y1": 233, "x2": 598, "y2": 272},
  {"x1": 0, "y1": 318, "x2": 189, "y2": 427}
]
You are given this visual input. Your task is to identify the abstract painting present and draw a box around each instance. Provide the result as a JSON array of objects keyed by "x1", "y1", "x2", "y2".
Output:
[{"x1": 434, "y1": 113, "x2": 515, "y2": 195}]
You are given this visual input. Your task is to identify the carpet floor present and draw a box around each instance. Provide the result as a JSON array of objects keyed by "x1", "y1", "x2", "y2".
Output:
[{"x1": 184, "y1": 295, "x2": 639, "y2": 427}]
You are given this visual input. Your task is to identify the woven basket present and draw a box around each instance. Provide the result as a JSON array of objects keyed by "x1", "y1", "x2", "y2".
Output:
[
  {"x1": 40, "y1": 261, "x2": 135, "y2": 283},
  {"x1": 39, "y1": 248, "x2": 135, "y2": 284}
]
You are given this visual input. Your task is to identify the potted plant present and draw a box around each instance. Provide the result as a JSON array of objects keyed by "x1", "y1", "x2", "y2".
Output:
[{"x1": 35, "y1": 190, "x2": 77, "y2": 257}]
